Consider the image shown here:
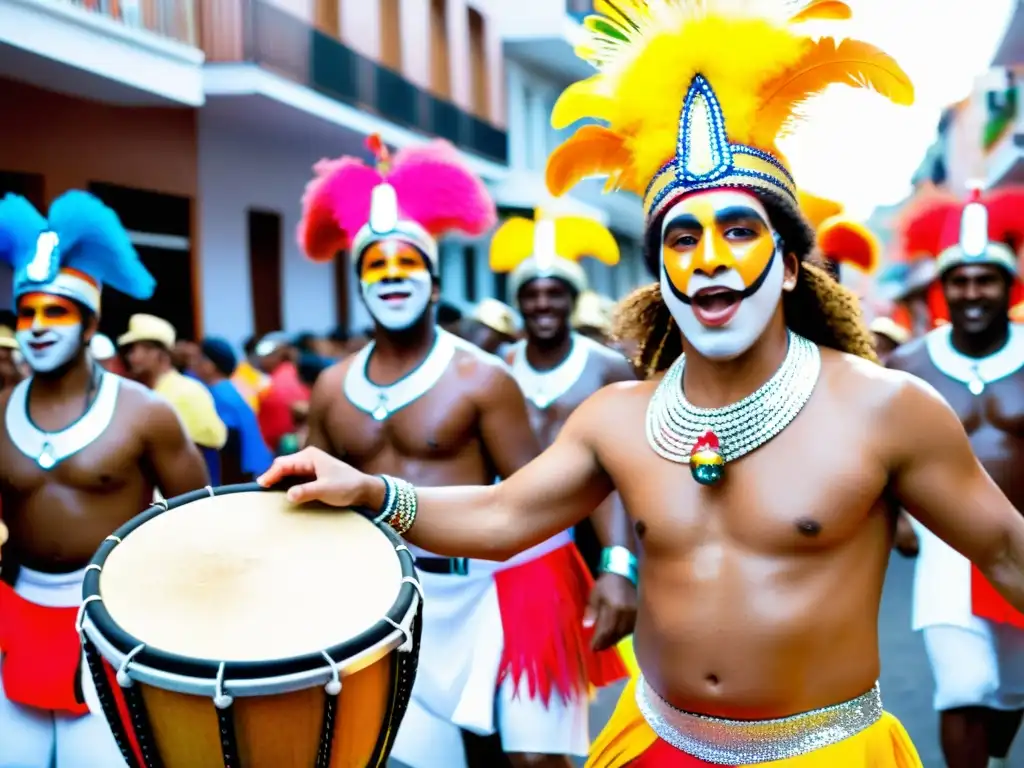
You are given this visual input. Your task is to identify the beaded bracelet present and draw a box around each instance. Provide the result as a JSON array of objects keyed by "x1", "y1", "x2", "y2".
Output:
[
  {"x1": 374, "y1": 475, "x2": 418, "y2": 536},
  {"x1": 599, "y1": 545, "x2": 639, "y2": 587}
]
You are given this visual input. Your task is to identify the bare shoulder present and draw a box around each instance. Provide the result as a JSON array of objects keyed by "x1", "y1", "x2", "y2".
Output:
[
  {"x1": 567, "y1": 377, "x2": 656, "y2": 441},
  {"x1": 311, "y1": 357, "x2": 351, "y2": 396},
  {"x1": 450, "y1": 340, "x2": 515, "y2": 391},
  {"x1": 117, "y1": 377, "x2": 186, "y2": 435},
  {"x1": 818, "y1": 347, "x2": 954, "y2": 441}
]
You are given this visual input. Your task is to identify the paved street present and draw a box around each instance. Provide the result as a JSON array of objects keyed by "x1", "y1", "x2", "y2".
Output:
[{"x1": 396, "y1": 553, "x2": 1024, "y2": 767}]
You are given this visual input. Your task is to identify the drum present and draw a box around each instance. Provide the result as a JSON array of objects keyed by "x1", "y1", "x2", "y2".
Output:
[{"x1": 78, "y1": 483, "x2": 422, "y2": 768}]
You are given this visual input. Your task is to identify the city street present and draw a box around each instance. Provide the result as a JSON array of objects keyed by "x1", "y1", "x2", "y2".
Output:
[{"x1": 396, "y1": 553, "x2": 1024, "y2": 767}]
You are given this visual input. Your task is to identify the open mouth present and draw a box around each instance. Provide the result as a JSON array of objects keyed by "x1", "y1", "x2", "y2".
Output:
[
  {"x1": 379, "y1": 290, "x2": 411, "y2": 303},
  {"x1": 691, "y1": 287, "x2": 742, "y2": 328},
  {"x1": 962, "y1": 305, "x2": 987, "y2": 321},
  {"x1": 28, "y1": 340, "x2": 55, "y2": 352}
]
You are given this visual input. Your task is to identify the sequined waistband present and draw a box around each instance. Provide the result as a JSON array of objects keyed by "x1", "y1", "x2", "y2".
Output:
[{"x1": 636, "y1": 677, "x2": 884, "y2": 765}]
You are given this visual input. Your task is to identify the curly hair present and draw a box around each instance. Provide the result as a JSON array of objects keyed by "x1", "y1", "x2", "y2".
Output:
[{"x1": 615, "y1": 193, "x2": 879, "y2": 378}]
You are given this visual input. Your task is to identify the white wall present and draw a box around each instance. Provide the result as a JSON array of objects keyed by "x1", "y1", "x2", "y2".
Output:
[{"x1": 197, "y1": 113, "x2": 370, "y2": 346}]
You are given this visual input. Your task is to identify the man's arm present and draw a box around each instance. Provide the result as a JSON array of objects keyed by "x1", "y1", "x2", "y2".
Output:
[
  {"x1": 304, "y1": 365, "x2": 341, "y2": 454},
  {"x1": 260, "y1": 388, "x2": 617, "y2": 561},
  {"x1": 145, "y1": 398, "x2": 212, "y2": 497},
  {"x1": 591, "y1": 353, "x2": 639, "y2": 549},
  {"x1": 888, "y1": 375, "x2": 1024, "y2": 609},
  {"x1": 476, "y1": 362, "x2": 542, "y2": 478}
]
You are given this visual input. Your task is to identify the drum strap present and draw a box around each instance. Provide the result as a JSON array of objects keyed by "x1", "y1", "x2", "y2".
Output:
[
  {"x1": 367, "y1": 610, "x2": 424, "y2": 766},
  {"x1": 315, "y1": 690, "x2": 341, "y2": 768}
]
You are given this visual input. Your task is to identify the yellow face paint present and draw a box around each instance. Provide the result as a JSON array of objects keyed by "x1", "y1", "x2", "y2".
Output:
[
  {"x1": 16, "y1": 292, "x2": 82, "y2": 331},
  {"x1": 359, "y1": 239, "x2": 430, "y2": 286},
  {"x1": 660, "y1": 190, "x2": 776, "y2": 298}
]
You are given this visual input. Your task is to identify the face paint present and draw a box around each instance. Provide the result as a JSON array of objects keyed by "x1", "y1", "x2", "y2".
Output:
[
  {"x1": 359, "y1": 239, "x2": 434, "y2": 331},
  {"x1": 16, "y1": 292, "x2": 84, "y2": 373},
  {"x1": 659, "y1": 189, "x2": 785, "y2": 360}
]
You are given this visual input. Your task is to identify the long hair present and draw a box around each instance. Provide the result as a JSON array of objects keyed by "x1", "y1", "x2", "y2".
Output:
[{"x1": 617, "y1": 193, "x2": 879, "y2": 377}]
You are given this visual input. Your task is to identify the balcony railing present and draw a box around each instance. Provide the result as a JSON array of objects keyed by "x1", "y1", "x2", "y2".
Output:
[
  {"x1": 217, "y1": 0, "x2": 507, "y2": 165},
  {"x1": 566, "y1": 0, "x2": 594, "y2": 23},
  {"x1": 58, "y1": 0, "x2": 198, "y2": 47}
]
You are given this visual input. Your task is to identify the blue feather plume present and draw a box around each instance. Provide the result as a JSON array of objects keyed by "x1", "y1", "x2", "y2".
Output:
[
  {"x1": 47, "y1": 191, "x2": 155, "y2": 300},
  {"x1": 0, "y1": 194, "x2": 47, "y2": 272}
]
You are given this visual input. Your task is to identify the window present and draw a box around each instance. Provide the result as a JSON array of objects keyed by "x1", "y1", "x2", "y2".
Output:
[
  {"x1": 247, "y1": 210, "x2": 283, "y2": 337},
  {"x1": 379, "y1": 0, "x2": 402, "y2": 70},
  {"x1": 429, "y1": 0, "x2": 451, "y2": 98},
  {"x1": 467, "y1": 7, "x2": 489, "y2": 119}
]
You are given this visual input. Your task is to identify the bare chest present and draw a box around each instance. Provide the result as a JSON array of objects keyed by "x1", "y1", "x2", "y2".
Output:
[
  {"x1": 928, "y1": 370, "x2": 1024, "y2": 436},
  {"x1": 1, "y1": 408, "x2": 147, "y2": 497},
  {"x1": 325, "y1": 378, "x2": 480, "y2": 468},
  {"x1": 602, "y1": 399, "x2": 888, "y2": 556},
  {"x1": 524, "y1": 364, "x2": 607, "y2": 448}
]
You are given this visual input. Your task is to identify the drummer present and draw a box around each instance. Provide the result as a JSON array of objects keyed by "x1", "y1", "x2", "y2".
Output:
[
  {"x1": 0, "y1": 190, "x2": 210, "y2": 767},
  {"x1": 297, "y1": 136, "x2": 630, "y2": 767}
]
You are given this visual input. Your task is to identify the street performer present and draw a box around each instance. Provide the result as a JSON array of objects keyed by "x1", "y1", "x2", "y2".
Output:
[
  {"x1": 0, "y1": 190, "x2": 210, "y2": 766},
  {"x1": 491, "y1": 211, "x2": 638, "y2": 596},
  {"x1": 296, "y1": 136, "x2": 627, "y2": 768},
  {"x1": 256, "y1": 1, "x2": 1024, "y2": 765},
  {"x1": 888, "y1": 184, "x2": 1024, "y2": 768}
]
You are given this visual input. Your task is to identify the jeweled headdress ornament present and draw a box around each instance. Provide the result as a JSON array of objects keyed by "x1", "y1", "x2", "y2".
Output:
[
  {"x1": 488, "y1": 212, "x2": 619, "y2": 300},
  {"x1": 798, "y1": 190, "x2": 880, "y2": 274},
  {"x1": 546, "y1": 0, "x2": 914, "y2": 226},
  {"x1": 298, "y1": 134, "x2": 497, "y2": 270},
  {"x1": 0, "y1": 191, "x2": 155, "y2": 312}
]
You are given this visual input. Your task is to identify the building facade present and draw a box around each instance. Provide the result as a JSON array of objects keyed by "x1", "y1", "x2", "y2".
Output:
[{"x1": 0, "y1": 0, "x2": 646, "y2": 346}]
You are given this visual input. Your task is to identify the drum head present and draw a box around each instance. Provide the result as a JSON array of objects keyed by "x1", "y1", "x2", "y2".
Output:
[{"x1": 98, "y1": 491, "x2": 402, "y2": 662}]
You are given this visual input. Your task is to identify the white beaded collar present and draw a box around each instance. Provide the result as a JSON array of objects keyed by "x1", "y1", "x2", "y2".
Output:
[
  {"x1": 510, "y1": 333, "x2": 596, "y2": 409},
  {"x1": 5, "y1": 371, "x2": 120, "y2": 470},
  {"x1": 343, "y1": 328, "x2": 458, "y2": 421},
  {"x1": 925, "y1": 324, "x2": 1024, "y2": 396}
]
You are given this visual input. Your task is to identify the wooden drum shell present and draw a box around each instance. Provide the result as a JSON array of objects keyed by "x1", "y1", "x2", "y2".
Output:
[{"x1": 80, "y1": 484, "x2": 422, "y2": 768}]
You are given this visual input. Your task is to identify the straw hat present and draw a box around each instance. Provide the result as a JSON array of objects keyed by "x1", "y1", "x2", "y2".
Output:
[
  {"x1": 117, "y1": 314, "x2": 176, "y2": 350},
  {"x1": 472, "y1": 298, "x2": 519, "y2": 337}
]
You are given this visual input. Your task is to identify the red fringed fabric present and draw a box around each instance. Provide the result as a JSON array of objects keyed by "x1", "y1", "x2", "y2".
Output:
[
  {"x1": 494, "y1": 543, "x2": 628, "y2": 706},
  {"x1": 971, "y1": 565, "x2": 1024, "y2": 629},
  {"x1": 0, "y1": 581, "x2": 88, "y2": 715}
]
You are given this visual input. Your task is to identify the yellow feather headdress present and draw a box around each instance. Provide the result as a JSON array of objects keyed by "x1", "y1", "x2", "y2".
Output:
[
  {"x1": 798, "y1": 189, "x2": 880, "y2": 273},
  {"x1": 489, "y1": 211, "x2": 620, "y2": 301},
  {"x1": 546, "y1": 0, "x2": 914, "y2": 227}
]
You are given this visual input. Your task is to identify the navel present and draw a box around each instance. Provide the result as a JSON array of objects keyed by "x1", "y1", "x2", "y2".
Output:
[
  {"x1": 634, "y1": 520, "x2": 647, "y2": 539},
  {"x1": 796, "y1": 518, "x2": 822, "y2": 537},
  {"x1": 705, "y1": 673, "x2": 720, "y2": 687},
  {"x1": 426, "y1": 439, "x2": 439, "y2": 450}
]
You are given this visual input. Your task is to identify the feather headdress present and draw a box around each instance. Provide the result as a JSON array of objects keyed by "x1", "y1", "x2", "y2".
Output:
[
  {"x1": 546, "y1": 0, "x2": 914, "y2": 227},
  {"x1": 798, "y1": 190, "x2": 879, "y2": 273},
  {"x1": 934, "y1": 184, "x2": 1024, "y2": 277},
  {"x1": 298, "y1": 135, "x2": 497, "y2": 272},
  {"x1": 0, "y1": 190, "x2": 154, "y2": 312},
  {"x1": 489, "y1": 211, "x2": 620, "y2": 300}
]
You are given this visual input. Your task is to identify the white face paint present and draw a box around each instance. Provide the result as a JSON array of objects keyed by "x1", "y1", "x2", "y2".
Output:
[
  {"x1": 359, "y1": 239, "x2": 434, "y2": 331},
  {"x1": 659, "y1": 189, "x2": 786, "y2": 361},
  {"x1": 15, "y1": 292, "x2": 84, "y2": 373}
]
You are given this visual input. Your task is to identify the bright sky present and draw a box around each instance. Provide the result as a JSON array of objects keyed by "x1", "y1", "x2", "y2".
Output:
[{"x1": 780, "y1": 0, "x2": 1015, "y2": 220}]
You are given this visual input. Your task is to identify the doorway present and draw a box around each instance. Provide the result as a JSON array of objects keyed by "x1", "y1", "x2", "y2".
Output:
[{"x1": 87, "y1": 182, "x2": 194, "y2": 342}]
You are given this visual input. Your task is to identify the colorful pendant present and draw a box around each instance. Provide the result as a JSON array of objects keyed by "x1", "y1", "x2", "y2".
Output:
[{"x1": 689, "y1": 430, "x2": 724, "y2": 486}]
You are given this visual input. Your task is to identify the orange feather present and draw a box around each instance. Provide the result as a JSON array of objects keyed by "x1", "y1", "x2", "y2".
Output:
[
  {"x1": 818, "y1": 217, "x2": 879, "y2": 272},
  {"x1": 757, "y1": 37, "x2": 915, "y2": 140},
  {"x1": 789, "y1": 0, "x2": 852, "y2": 23},
  {"x1": 545, "y1": 125, "x2": 632, "y2": 197}
]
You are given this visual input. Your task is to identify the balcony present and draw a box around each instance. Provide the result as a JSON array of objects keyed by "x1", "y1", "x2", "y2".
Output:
[
  {"x1": 501, "y1": 0, "x2": 595, "y2": 82},
  {"x1": 201, "y1": 0, "x2": 507, "y2": 167},
  {"x1": 0, "y1": 0, "x2": 204, "y2": 105}
]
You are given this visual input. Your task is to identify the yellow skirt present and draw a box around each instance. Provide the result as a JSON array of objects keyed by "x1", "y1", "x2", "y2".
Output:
[{"x1": 588, "y1": 677, "x2": 923, "y2": 768}]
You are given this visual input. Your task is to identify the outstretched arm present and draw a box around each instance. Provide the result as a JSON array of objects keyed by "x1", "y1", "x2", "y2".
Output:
[
  {"x1": 145, "y1": 398, "x2": 211, "y2": 497},
  {"x1": 259, "y1": 392, "x2": 614, "y2": 561},
  {"x1": 888, "y1": 375, "x2": 1024, "y2": 610}
]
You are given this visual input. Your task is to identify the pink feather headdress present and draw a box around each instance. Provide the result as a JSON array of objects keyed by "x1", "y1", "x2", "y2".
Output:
[{"x1": 297, "y1": 135, "x2": 497, "y2": 271}]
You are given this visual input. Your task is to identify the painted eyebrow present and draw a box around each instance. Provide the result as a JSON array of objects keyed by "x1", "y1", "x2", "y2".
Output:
[
  {"x1": 715, "y1": 206, "x2": 768, "y2": 227},
  {"x1": 663, "y1": 213, "x2": 702, "y2": 234}
]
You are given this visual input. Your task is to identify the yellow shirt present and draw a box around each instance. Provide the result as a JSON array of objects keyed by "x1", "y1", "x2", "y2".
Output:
[{"x1": 154, "y1": 369, "x2": 228, "y2": 449}]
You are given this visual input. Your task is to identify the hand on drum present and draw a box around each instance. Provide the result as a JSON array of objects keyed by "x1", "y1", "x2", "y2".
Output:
[
  {"x1": 257, "y1": 447, "x2": 383, "y2": 510},
  {"x1": 584, "y1": 571, "x2": 638, "y2": 652}
]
